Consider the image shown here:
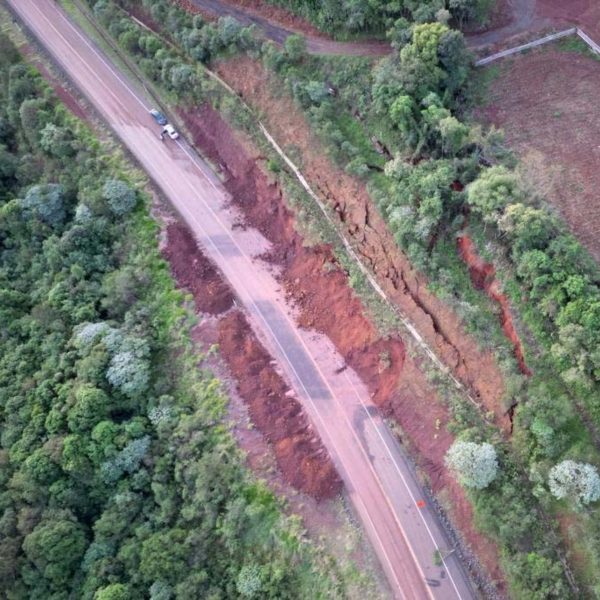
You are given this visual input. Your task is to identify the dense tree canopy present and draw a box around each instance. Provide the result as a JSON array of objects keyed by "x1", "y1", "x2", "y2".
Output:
[
  {"x1": 260, "y1": 0, "x2": 493, "y2": 35},
  {"x1": 0, "y1": 34, "x2": 341, "y2": 599}
]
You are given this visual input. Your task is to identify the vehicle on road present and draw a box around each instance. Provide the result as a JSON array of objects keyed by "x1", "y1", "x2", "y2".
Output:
[
  {"x1": 162, "y1": 124, "x2": 179, "y2": 140},
  {"x1": 149, "y1": 108, "x2": 167, "y2": 125}
]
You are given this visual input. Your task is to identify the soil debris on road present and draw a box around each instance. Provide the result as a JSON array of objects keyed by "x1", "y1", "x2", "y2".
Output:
[
  {"x1": 219, "y1": 310, "x2": 343, "y2": 500},
  {"x1": 179, "y1": 99, "x2": 506, "y2": 590},
  {"x1": 162, "y1": 216, "x2": 342, "y2": 500},
  {"x1": 163, "y1": 222, "x2": 235, "y2": 314}
]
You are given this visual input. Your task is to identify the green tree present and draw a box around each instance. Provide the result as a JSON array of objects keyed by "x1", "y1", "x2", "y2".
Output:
[
  {"x1": 102, "y1": 179, "x2": 137, "y2": 216},
  {"x1": 507, "y1": 552, "x2": 570, "y2": 599},
  {"x1": 445, "y1": 440, "x2": 498, "y2": 489},
  {"x1": 20, "y1": 183, "x2": 66, "y2": 227},
  {"x1": 67, "y1": 385, "x2": 110, "y2": 433},
  {"x1": 95, "y1": 583, "x2": 131, "y2": 600},
  {"x1": 140, "y1": 529, "x2": 189, "y2": 585},
  {"x1": 236, "y1": 564, "x2": 263, "y2": 597},
  {"x1": 284, "y1": 34, "x2": 306, "y2": 62},
  {"x1": 548, "y1": 460, "x2": 600, "y2": 507},
  {"x1": 23, "y1": 515, "x2": 87, "y2": 590},
  {"x1": 466, "y1": 166, "x2": 521, "y2": 224}
]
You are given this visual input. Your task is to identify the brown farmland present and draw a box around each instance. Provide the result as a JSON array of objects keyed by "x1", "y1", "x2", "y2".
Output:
[{"x1": 477, "y1": 46, "x2": 600, "y2": 263}]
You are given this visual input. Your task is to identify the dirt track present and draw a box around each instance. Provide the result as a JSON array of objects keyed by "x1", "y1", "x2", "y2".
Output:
[
  {"x1": 182, "y1": 0, "x2": 600, "y2": 53},
  {"x1": 9, "y1": 0, "x2": 477, "y2": 597},
  {"x1": 182, "y1": 0, "x2": 390, "y2": 55}
]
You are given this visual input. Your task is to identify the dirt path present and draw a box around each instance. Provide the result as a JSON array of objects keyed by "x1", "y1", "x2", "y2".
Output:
[
  {"x1": 12, "y1": 0, "x2": 476, "y2": 596},
  {"x1": 186, "y1": 0, "x2": 388, "y2": 55},
  {"x1": 467, "y1": 0, "x2": 550, "y2": 47},
  {"x1": 182, "y1": 0, "x2": 589, "y2": 53}
]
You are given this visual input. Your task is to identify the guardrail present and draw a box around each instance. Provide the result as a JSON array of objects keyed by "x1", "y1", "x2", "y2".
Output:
[
  {"x1": 476, "y1": 27, "x2": 600, "y2": 66},
  {"x1": 577, "y1": 28, "x2": 600, "y2": 55}
]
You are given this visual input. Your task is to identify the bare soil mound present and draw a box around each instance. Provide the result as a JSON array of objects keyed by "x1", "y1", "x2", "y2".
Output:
[
  {"x1": 219, "y1": 310, "x2": 342, "y2": 499},
  {"x1": 163, "y1": 222, "x2": 234, "y2": 314},
  {"x1": 161, "y1": 220, "x2": 341, "y2": 499}
]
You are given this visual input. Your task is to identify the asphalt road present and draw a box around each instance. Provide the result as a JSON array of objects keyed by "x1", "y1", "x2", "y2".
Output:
[{"x1": 8, "y1": 1, "x2": 477, "y2": 598}]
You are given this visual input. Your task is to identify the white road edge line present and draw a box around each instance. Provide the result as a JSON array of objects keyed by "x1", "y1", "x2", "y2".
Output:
[{"x1": 18, "y1": 2, "x2": 472, "y2": 597}]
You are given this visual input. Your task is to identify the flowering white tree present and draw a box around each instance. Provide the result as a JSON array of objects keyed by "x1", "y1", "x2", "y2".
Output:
[
  {"x1": 548, "y1": 460, "x2": 600, "y2": 507},
  {"x1": 445, "y1": 440, "x2": 498, "y2": 489}
]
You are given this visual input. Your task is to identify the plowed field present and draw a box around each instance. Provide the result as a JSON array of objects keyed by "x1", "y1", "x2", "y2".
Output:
[{"x1": 477, "y1": 46, "x2": 600, "y2": 263}]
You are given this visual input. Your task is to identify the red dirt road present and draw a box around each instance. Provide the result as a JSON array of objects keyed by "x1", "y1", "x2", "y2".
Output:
[
  {"x1": 10, "y1": 0, "x2": 476, "y2": 597},
  {"x1": 186, "y1": 0, "x2": 600, "y2": 53}
]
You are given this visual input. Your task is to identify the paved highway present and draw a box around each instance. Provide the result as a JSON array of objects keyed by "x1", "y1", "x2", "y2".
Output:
[{"x1": 7, "y1": 1, "x2": 477, "y2": 598}]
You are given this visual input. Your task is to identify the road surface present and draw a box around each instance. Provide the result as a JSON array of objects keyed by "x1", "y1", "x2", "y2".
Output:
[{"x1": 7, "y1": 1, "x2": 477, "y2": 598}]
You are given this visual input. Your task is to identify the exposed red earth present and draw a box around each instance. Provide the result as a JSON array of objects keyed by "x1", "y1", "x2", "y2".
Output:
[
  {"x1": 213, "y1": 55, "x2": 510, "y2": 429},
  {"x1": 179, "y1": 103, "x2": 406, "y2": 438},
  {"x1": 161, "y1": 222, "x2": 341, "y2": 498},
  {"x1": 181, "y1": 102, "x2": 506, "y2": 591},
  {"x1": 11, "y1": 1, "x2": 481, "y2": 594},
  {"x1": 163, "y1": 222, "x2": 235, "y2": 314},
  {"x1": 457, "y1": 235, "x2": 531, "y2": 376},
  {"x1": 218, "y1": 310, "x2": 343, "y2": 499}
]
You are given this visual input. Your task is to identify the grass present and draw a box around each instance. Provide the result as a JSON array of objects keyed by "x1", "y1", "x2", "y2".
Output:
[
  {"x1": 59, "y1": 0, "x2": 154, "y2": 107},
  {"x1": 557, "y1": 34, "x2": 600, "y2": 60}
]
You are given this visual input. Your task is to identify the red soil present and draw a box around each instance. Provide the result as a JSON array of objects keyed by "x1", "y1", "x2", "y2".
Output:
[
  {"x1": 163, "y1": 222, "x2": 235, "y2": 314},
  {"x1": 457, "y1": 235, "x2": 531, "y2": 376},
  {"x1": 538, "y1": 0, "x2": 600, "y2": 37},
  {"x1": 162, "y1": 218, "x2": 341, "y2": 500},
  {"x1": 179, "y1": 102, "x2": 506, "y2": 590},
  {"x1": 180, "y1": 103, "x2": 406, "y2": 412},
  {"x1": 218, "y1": 310, "x2": 342, "y2": 500},
  {"x1": 214, "y1": 56, "x2": 509, "y2": 430}
]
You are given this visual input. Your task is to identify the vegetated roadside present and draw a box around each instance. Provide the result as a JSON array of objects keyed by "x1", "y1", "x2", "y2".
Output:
[
  {"x1": 73, "y1": 0, "x2": 600, "y2": 596},
  {"x1": 17, "y1": 4, "x2": 382, "y2": 587},
  {"x1": 475, "y1": 42, "x2": 600, "y2": 264},
  {"x1": 0, "y1": 24, "x2": 349, "y2": 599}
]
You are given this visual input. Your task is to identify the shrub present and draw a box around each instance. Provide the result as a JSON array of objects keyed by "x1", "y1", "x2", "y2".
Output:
[
  {"x1": 446, "y1": 440, "x2": 498, "y2": 489},
  {"x1": 548, "y1": 460, "x2": 600, "y2": 507}
]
